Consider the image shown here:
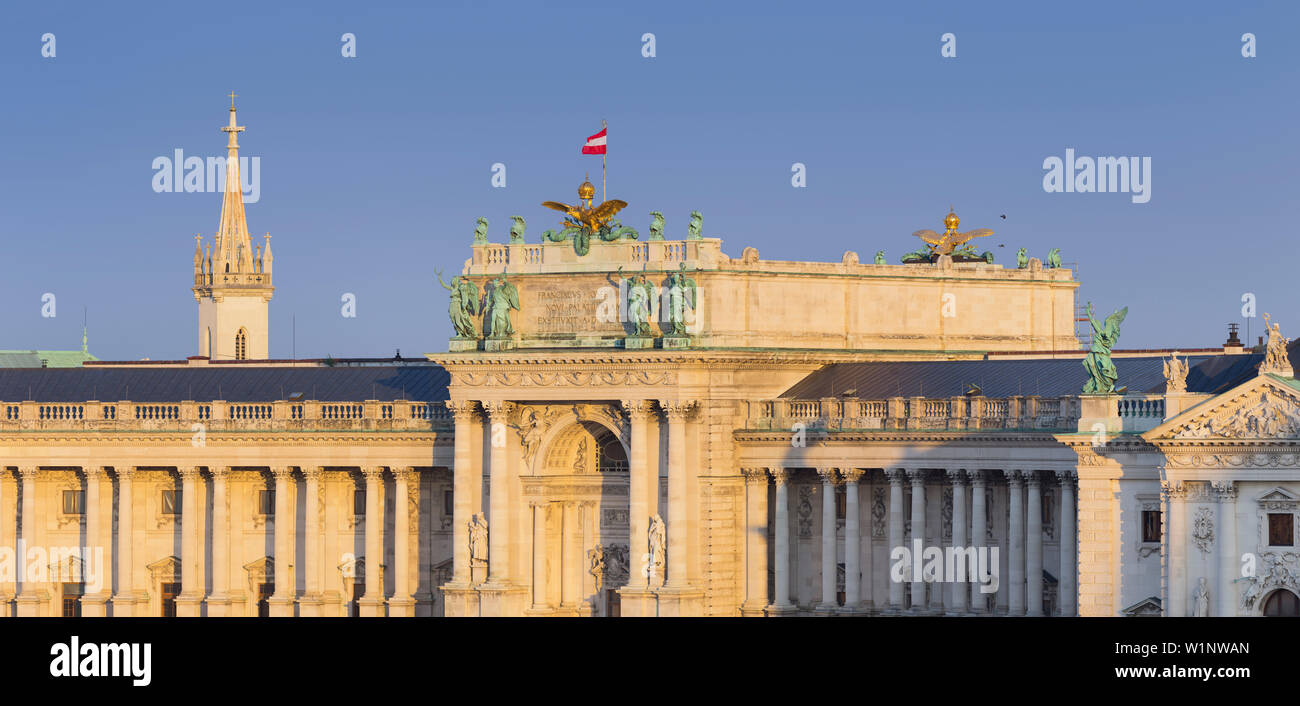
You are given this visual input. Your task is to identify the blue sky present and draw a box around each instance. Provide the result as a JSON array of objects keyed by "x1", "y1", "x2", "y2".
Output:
[{"x1": 2, "y1": 0, "x2": 1296, "y2": 360}]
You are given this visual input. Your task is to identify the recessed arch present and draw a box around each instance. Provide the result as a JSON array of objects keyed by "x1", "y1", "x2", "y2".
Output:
[
  {"x1": 235, "y1": 327, "x2": 248, "y2": 360},
  {"x1": 1262, "y1": 588, "x2": 1300, "y2": 616}
]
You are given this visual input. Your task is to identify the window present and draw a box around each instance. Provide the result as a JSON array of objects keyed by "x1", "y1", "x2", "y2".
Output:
[
  {"x1": 351, "y1": 583, "x2": 364, "y2": 618},
  {"x1": 160, "y1": 582, "x2": 180, "y2": 617},
  {"x1": 354, "y1": 489, "x2": 366, "y2": 516},
  {"x1": 257, "y1": 583, "x2": 274, "y2": 618},
  {"x1": 235, "y1": 328, "x2": 248, "y2": 360},
  {"x1": 835, "y1": 486, "x2": 846, "y2": 521},
  {"x1": 161, "y1": 489, "x2": 180, "y2": 515},
  {"x1": 61, "y1": 583, "x2": 83, "y2": 618},
  {"x1": 259, "y1": 489, "x2": 275, "y2": 515},
  {"x1": 443, "y1": 489, "x2": 454, "y2": 517},
  {"x1": 1268, "y1": 513, "x2": 1294, "y2": 546},
  {"x1": 1142, "y1": 510, "x2": 1162, "y2": 543},
  {"x1": 62, "y1": 490, "x2": 84, "y2": 515}
]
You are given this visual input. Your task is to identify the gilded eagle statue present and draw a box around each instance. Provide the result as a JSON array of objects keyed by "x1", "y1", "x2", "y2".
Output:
[
  {"x1": 903, "y1": 207, "x2": 995, "y2": 263},
  {"x1": 541, "y1": 177, "x2": 634, "y2": 256}
]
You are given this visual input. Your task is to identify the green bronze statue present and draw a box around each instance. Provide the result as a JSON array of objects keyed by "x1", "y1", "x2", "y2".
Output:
[
  {"x1": 436, "y1": 269, "x2": 479, "y2": 339},
  {"x1": 619, "y1": 266, "x2": 654, "y2": 337},
  {"x1": 1082, "y1": 302, "x2": 1128, "y2": 394},
  {"x1": 662, "y1": 262, "x2": 698, "y2": 337},
  {"x1": 485, "y1": 274, "x2": 520, "y2": 338},
  {"x1": 1016, "y1": 247, "x2": 1028, "y2": 269},
  {"x1": 1047, "y1": 248, "x2": 1062, "y2": 268},
  {"x1": 647, "y1": 212, "x2": 665, "y2": 241},
  {"x1": 687, "y1": 211, "x2": 703, "y2": 240},
  {"x1": 874, "y1": 250, "x2": 886, "y2": 265},
  {"x1": 472, "y1": 217, "x2": 489, "y2": 244},
  {"x1": 509, "y1": 216, "x2": 526, "y2": 244}
]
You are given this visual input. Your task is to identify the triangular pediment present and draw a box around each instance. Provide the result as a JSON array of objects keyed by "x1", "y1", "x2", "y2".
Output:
[
  {"x1": 1121, "y1": 596, "x2": 1162, "y2": 617},
  {"x1": 1144, "y1": 375, "x2": 1300, "y2": 442},
  {"x1": 1258, "y1": 487, "x2": 1299, "y2": 503}
]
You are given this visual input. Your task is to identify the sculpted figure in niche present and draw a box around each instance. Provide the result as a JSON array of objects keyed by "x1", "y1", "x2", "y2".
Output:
[
  {"x1": 647, "y1": 514, "x2": 666, "y2": 586},
  {"x1": 1191, "y1": 577, "x2": 1210, "y2": 617},
  {"x1": 469, "y1": 512, "x2": 489, "y2": 567}
]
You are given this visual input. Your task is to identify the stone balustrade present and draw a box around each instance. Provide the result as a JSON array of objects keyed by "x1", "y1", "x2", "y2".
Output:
[
  {"x1": 742, "y1": 395, "x2": 1085, "y2": 431},
  {"x1": 0, "y1": 399, "x2": 450, "y2": 432}
]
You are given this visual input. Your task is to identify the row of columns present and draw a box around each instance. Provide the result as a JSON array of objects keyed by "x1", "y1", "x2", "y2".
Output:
[
  {"x1": 3, "y1": 465, "x2": 420, "y2": 617},
  {"x1": 749, "y1": 466, "x2": 1077, "y2": 616},
  {"x1": 1163, "y1": 480, "x2": 1237, "y2": 616}
]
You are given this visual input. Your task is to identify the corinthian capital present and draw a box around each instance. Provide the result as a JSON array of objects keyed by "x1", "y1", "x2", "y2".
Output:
[
  {"x1": 658, "y1": 400, "x2": 697, "y2": 421},
  {"x1": 481, "y1": 400, "x2": 515, "y2": 420},
  {"x1": 621, "y1": 399, "x2": 654, "y2": 421},
  {"x1": 445, "y1": 399, "x2": 479, "y2": 422}
]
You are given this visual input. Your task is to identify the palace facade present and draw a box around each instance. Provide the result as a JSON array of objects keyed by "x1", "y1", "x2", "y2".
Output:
[{"x1": 1, "y1": 106, "x2": 1298, "y2": 617}]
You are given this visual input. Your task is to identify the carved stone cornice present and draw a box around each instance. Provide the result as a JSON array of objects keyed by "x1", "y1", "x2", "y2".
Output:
[
  {"x1": 1165, "y1": 451, "x2": 1300, "y2": 469},
  {"x1": 455, "y1": 370, "x2": 678, "y2": 388}
]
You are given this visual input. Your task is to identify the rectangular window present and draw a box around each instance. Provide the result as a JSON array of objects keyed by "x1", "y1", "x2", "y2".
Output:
[
  {"x1": 61, "y1": 583, "x2": 84, "y2": 618},
  {"x1": 62, "y1": 490, "x2": 84, "y2": 515},
  {"x1": 1142, "y1": 510, "x2": 1162, "y2": 543},
  {"x1": 259, "y1": 489, "x2": 275, "y2": 515},
  {"x1": 161, "y1": 489, "x2": 180, "y2": 515},
  {"x1": 354, "y1": 489, "x2": 366, "y2": 516},
  {"x1": 443, "y1": 489, "x2": 454, "y2": 517},
  {"x1": 1269, "y1": 513, "x2": 1294, "y2": 546},
  {"x1": 160, "y1": 582, "x2": 180, "y2": 617},
  {"x1": 835, "y1": 486, "x2": 846, "y2": 521},
  {"x1": 257, "y1": 583, "x2": 274, "y2": 618}
]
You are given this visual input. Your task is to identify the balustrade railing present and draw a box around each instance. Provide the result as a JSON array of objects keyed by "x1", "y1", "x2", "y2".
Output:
[
  {"x1": 742, "y1": 394, "x2": 1096, "y2": 431},
  {"x1": 0, "y1": 399, "x2": 450, "y2": 431}
]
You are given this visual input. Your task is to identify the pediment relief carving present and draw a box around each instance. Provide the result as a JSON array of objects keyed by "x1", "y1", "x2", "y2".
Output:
[{"x1": 1170, "y1": 385, "x2": 1300, "y2": 441}]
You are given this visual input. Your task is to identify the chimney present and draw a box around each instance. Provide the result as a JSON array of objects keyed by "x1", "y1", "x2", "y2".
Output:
[{"x1": 1224, "y1": 323, "x2": 1244, "y2": 353}]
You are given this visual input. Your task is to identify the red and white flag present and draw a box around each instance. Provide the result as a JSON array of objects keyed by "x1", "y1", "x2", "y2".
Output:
[{"x1": 581, "y1": 127, "x2": 607, "y2": 154}]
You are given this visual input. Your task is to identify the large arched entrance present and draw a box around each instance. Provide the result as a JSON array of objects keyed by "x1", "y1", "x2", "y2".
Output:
[
  {"x1": 1262, "y1": 589, "x2": 1300, "y2": 616},
  {"x1": 522, "y1": 408, "x2": 630, "y2": 617}
]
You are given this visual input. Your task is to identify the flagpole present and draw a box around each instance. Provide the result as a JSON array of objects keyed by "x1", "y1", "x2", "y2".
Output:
[{"x1": 602, "y1": 119, "x2": 607, "y2": 203}]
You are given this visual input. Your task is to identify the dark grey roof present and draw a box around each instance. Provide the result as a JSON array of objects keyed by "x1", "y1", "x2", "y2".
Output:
[
  {"x1": 0, "y1": 365, "x2": 449, "y2": 403},
  {"x1": 781, "y1": 353, "x2": 1266, "y2": 399}
]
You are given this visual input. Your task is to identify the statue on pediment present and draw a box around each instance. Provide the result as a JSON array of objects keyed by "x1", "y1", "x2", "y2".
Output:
[
  {"x1": 472, "y1": 217, "x2": 489, "y2": 244},
  {"x1": 1261, "y1": 313, "x2": 1293, "y2": 376},
  {"x1": 647, "y1": 212, "x2": 665, "y2": 241},
  {"x1": 486, "y1": 275, "x2": 519, "y2": 338},
  {"x1": 687, "y1": 211, "x2": 704, "y2": 240},
  {"x1": 1163, "y1": 352, "x2": 1188, "y2": 393},
  {"x1": 662, "y1": 263, "x2": 697, "y2": 337},
  {"x1": 1016, "y1": 247, "x2": 1028, "y2": 269},
  {"x1": 874, "y1": 250, "x2": 886, "y2": 265},
  {"x1": 1082, "y1": 302, "x2": 1127, "y2": 394},
  {"x1": 509, "y1": 216, "x2": 526, "y2": 244},
  {"x1": 1047, "y1": 248, "x2": 1062, "y2": 269}
]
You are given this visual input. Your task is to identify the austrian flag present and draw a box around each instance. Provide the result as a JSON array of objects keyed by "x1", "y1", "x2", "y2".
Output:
[{"x1": 581, "y1": 127, "x2": 607, "y2": 154}]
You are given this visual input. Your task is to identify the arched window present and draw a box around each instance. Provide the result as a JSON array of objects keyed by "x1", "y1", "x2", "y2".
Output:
[
  {"x1": 1263, "y1": 589, "x2": 1300, "y2": 616},
  {"x1": 235, "y1": 328, "x2": 248, "y2": 360}
]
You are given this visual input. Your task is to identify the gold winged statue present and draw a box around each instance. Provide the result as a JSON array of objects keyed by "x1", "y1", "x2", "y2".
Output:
[
  {"x1": 542, "y1": 177, "x2": 628, "y2": 235},
  {"x1": 911, "y1": 207, "x2": 994, "y2": 257}
]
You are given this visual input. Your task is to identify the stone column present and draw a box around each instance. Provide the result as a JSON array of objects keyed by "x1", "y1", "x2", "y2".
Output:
[
  {"x1": 360, "y1": 467, "x2": 385, "y2": 616},
  {"x1": 15, "y1": 467, "x2": 42, "y2": 617},
  {"x1": 947, "y1": 469, "x2": 968, "y2": 615},
  {"x1": 81, "y1": 468, "x2": 110, "y2": 617},
  {"x1": 112, "y1": 468, "x2": 135, "y2": 616},
  {"x1": 842, "y1": 468, "x2": 864, "y2": 612},
  {"x1": 483, "y1": 401, "x2": 513, "y2": 586},
  {"x1": 389, "y1": 468, "x2": 415, "y2": 617},
  {"x1": 268, "y1": 466, "x2": 295, "y2": 617},
  {"x1": 0, "y1": 469, "x2": 8, "y2": 615},
  {"x1": 816, "y1": 467, "x2": 839, "y2": 612},
  {"x1": 907, "y1": 468, "x2": 926, "y2": 612},
  {"x1": 529, "y1": 503, "x2": 547, "y2": 611},
  {"x1": 969, "y1": 470, "x2": 987, "y2": 613},
  {"x1": 1057, "y1": 470, "x2": 1077, "y2": 617},
  {"x1": 1215, "y1": 481, "x2": 1237, "y2": 616},
  {"x1": 1165, "y1": 481, "x2": 1187, "y2": 617},
  {"x1": 886, "y1": 468, "x2": 906, "y2": 612},
  {"x1": 769, "y1": 468, "x2": 795, "y2": 613},
  {"x1": 1007, "y1": 470, "x2": 1025, "y2": 616},
  {"x1": 446, "y1": 401, "x2": 478, "y2": 585},
  {"x1": 207, "y1": 468, "x2": 231, "y2": 617},
  {"x1": 176, "y1": 467, "x2": 204, "y2": 617},
  {"x1": 622, "y1": 400, "x2": 652, "y2": 592},
  {"x1": 1026, "y1": 471, "x2": 1043, "y2": 616},
  {"x1": 740, "y1": 468, "x2": 770, "y2": 615},
  {"x1": 660, "y1": 400, "x2": 695, "y2": 589}
]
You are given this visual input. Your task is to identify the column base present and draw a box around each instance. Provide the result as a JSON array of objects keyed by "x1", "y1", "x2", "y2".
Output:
[
  {"x1": 358, "y1": 596, "x2": 386, "y2": 617},
  {"x1": 176, "y1": 593, "x2": 204, "y2": 617},
  {"x1": 15, "y1": 591, "x2": 48, "y2": 617},
  {"x1": 740, "y1": 599, "x2": 769, "y2": 617},
  {"x1": 653, "y1": 586, "x2": 704, "y2": 617},
  {"x1": 205, "y1": 593, "x2": 232, "y2": 617},
  {"x1": 388, "y1": 596, "x2": 416, "y2": 617},
  {"x1": 297, "y1": 593, "x2": 324, "y2": 617},
  {"x1": 765, "y1": 602, "x2": 798, "y2": 617},
  {"x1": 838, "y1": 603, "x2": 868, "y2": 616},
  {"x1": 81, "y1": 593, "x2": 110, "y2": 617},
  {"x1": 266, "y1": 595, "x2": 295, "y2": 617}
]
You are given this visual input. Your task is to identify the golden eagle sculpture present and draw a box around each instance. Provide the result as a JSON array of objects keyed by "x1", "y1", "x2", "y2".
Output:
[
  {"x1": 901, "y1": 207, "x2": 995, "y2": 263},
  {"x1": 540, "y1": 177, "x2": 636, "y2": 256}
]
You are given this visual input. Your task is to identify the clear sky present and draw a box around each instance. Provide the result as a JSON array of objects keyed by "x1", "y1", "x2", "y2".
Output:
[{"x1": 2, "y1": 0, "x2": 1296, "y2": 360}]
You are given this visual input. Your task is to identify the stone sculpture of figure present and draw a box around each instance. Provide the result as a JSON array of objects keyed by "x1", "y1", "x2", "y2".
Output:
[
  {"x1": 517, "y1": 407, "x2": 543, "y2": 467},
  {"x1": 662, "y1": 262, "x2": 697, "y2": 337},
  {"x1": 589, "y1": 545, "x2": 607, "y2": 590},
  {"x1": 509, "y1": 215, "x2": 526, "y2": 243},
  {"x1": 620, "y1": 267, "x2": 653, "y2": 337},
  {"x1": 1163, "y1": 352, "x2": 1189, "y2": 393},
  {"x1": 1261, "y1": 313, "x2": 1293, "y2": 375},
  {"x1": 1016, "y1": 247, "x2": 1028, "y2": 269},
  {"x1": 647, "y1": 514, "x2": 666, "y2": 585},
  {"x1": 687, "y1": 210, "x2": 703, "y2": 240},
  {"x1": 469, "y1": 512, "x2": 489, "y2": 567},
  {"x1": 486, "y1": 274, "x2": 520, "y2": 338},
  {"x1": 473, "y1": 217, "x2": 489, "y2": 244},
  {"x1": 647, "y1": 211, "x2": 665, "y2": 241},
  {"x1": 1047, "y1": 247, "x2": 1062, "y2": 269},
  {"x1": 874, "y1": 250, "x2": 886, "y2": 265},
  {"x1": 436, "y1": 269, "x2": 479, "y2": 339},
  {"x1": 1082, "y1": 302, "x2": 1128, "y2": 394},
  {"x1": 1192, "y1": 577, "x2": 1210, "y2": 617}
]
